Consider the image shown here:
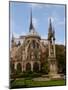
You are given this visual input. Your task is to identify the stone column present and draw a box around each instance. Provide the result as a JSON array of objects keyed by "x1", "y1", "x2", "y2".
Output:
[
  {"x1": 53, "y1": 40, "x2": 56, "y2": 57},
  {"x1": 14, "y1": 62, "x2": 17, "y2": 70},
  {"x1": 22, "y1": 62, "x2": 24, "y2": 72},
  {"x1": 48, "y1": 41, "x2": 51, "y2": 57},
  {"x1": 22, "y1": 62, "x2": 26, "y2": 71},
  {"x1": 31, "y1": 61, "x2": 33, "y2": 72}
]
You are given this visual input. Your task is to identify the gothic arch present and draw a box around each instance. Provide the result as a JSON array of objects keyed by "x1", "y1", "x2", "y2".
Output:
[
  {"x1": 33, "y1": 62, "x2": 39, "y2": 72},
  {"x1": 27, "y1": 39, "x2": 40, "y2": 49},
  {"x1": 17, "y1": 63, "x2": 22, "y2": 73},
  {"x1": 35, "y1": 40, "x2": 41, "y2": 48},
  {"x1": 10, "y1": 63, "x2": 15, "y2": 73},
  {"x1": 26, "y1": 63, "x2": 31, "y2": 71}
]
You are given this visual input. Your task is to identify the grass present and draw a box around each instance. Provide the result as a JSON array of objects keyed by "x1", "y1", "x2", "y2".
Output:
[{"x1": 10, "y1": 78, "x2": 66, "y2": 89}]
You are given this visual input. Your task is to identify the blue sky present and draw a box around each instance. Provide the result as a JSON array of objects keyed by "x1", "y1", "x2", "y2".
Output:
[{"x1": 10, "y1": 2, "x2": 66, "y2": 45}]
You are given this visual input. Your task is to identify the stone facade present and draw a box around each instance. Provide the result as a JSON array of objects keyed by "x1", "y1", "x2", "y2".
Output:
[
  {"x1": 10, "y1": 33, "x2": 47, "y2": 73},
  {"x1": 10, "y1": 11, "x2": 58, "y2": 76}
]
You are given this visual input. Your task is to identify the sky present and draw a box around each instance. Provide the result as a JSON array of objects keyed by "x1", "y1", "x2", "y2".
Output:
[{"x1": 10, "y1": 1, "x2": 66, "y2": 45}]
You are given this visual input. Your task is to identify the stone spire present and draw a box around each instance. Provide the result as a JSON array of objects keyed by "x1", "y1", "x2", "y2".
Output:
[
  {"x1": 49, "y1": 18, "x2": 52, "y2": 33},
  {"x1": 53, "y1": 27, "x2": 55, "y2": 40},
  {"x1": 48, "y1": 18, "x2": 53, "y2": 40},
  {"x1": 29, "y1": 9, "x2": 35, "y2": 32}
]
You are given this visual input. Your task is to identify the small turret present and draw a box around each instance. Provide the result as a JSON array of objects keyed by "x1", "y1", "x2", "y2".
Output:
[
  {"x1": 53, "y1": 28, "x2": 55, "y2": 40},
  {"x1": 49, "y1": 18, "x2": 52, "y2": 33},
  {"x1": 48, "y1": 18, "x2": 53, "y2": 40},
  {"x1": 29, "y1": 9, "x2": 35, "y2": 32},
  {"x1": 11, "y1": 33, "x2": 16, "y2": 48}
]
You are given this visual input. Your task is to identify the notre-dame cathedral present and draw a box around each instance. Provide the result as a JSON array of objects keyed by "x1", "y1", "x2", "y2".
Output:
[{"x1": 10, "y1": 10, "x2": 60, "y2": 78}]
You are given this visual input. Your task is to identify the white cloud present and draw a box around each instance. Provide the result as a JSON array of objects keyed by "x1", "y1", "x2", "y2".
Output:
[
  {"x1": 13, "y1": 32, "x2": 19, "y2": 38},
  {"x1": 41, "y1": 34, "x2": 47, "y2": 39},
  {"x1": 10, "y1": 30, "x2": 26, "y2": 40},
  {"x1": 14, "y1": 31, "x2": 26, "y2": 38},
  {"x1": 20, "y1": 31, "x2": 26, "y2": 36}
]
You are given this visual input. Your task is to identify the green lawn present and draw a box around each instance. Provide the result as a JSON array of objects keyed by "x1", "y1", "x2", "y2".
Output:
[{"x1": 10, "y1": 78, "x2": 66, "y2": 89}]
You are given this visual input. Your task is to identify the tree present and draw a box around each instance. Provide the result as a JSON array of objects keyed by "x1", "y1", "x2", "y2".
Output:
[
  {"x1": 56, "y1": 45, "x2": 66, "y2": 74},
  {"x1": 41, "y1": 60, "x2": 49, "y2": 74}
]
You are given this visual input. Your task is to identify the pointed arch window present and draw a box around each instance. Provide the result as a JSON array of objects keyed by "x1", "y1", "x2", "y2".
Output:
[{"x1": 32, "y1": 40, "x2": 35, "y2": 48}]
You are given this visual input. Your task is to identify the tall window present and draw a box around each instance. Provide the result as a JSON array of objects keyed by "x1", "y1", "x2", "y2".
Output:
[
  {"x1": 32, "y1": 40, "x2": 35, "y2": 48},
  {"x1": 17, "y1": 63, "x2": 22, "y2": 73}
]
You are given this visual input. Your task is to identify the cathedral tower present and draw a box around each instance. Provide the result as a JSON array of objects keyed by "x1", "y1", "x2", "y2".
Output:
[{"x1": 48, "y1": 18, "x2": 59, "y2": 78}]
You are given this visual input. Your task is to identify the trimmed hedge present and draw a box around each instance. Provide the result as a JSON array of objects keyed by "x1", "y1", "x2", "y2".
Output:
[{"x1": 10, "y1": 72, "x2": 42, "y2": 79}]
